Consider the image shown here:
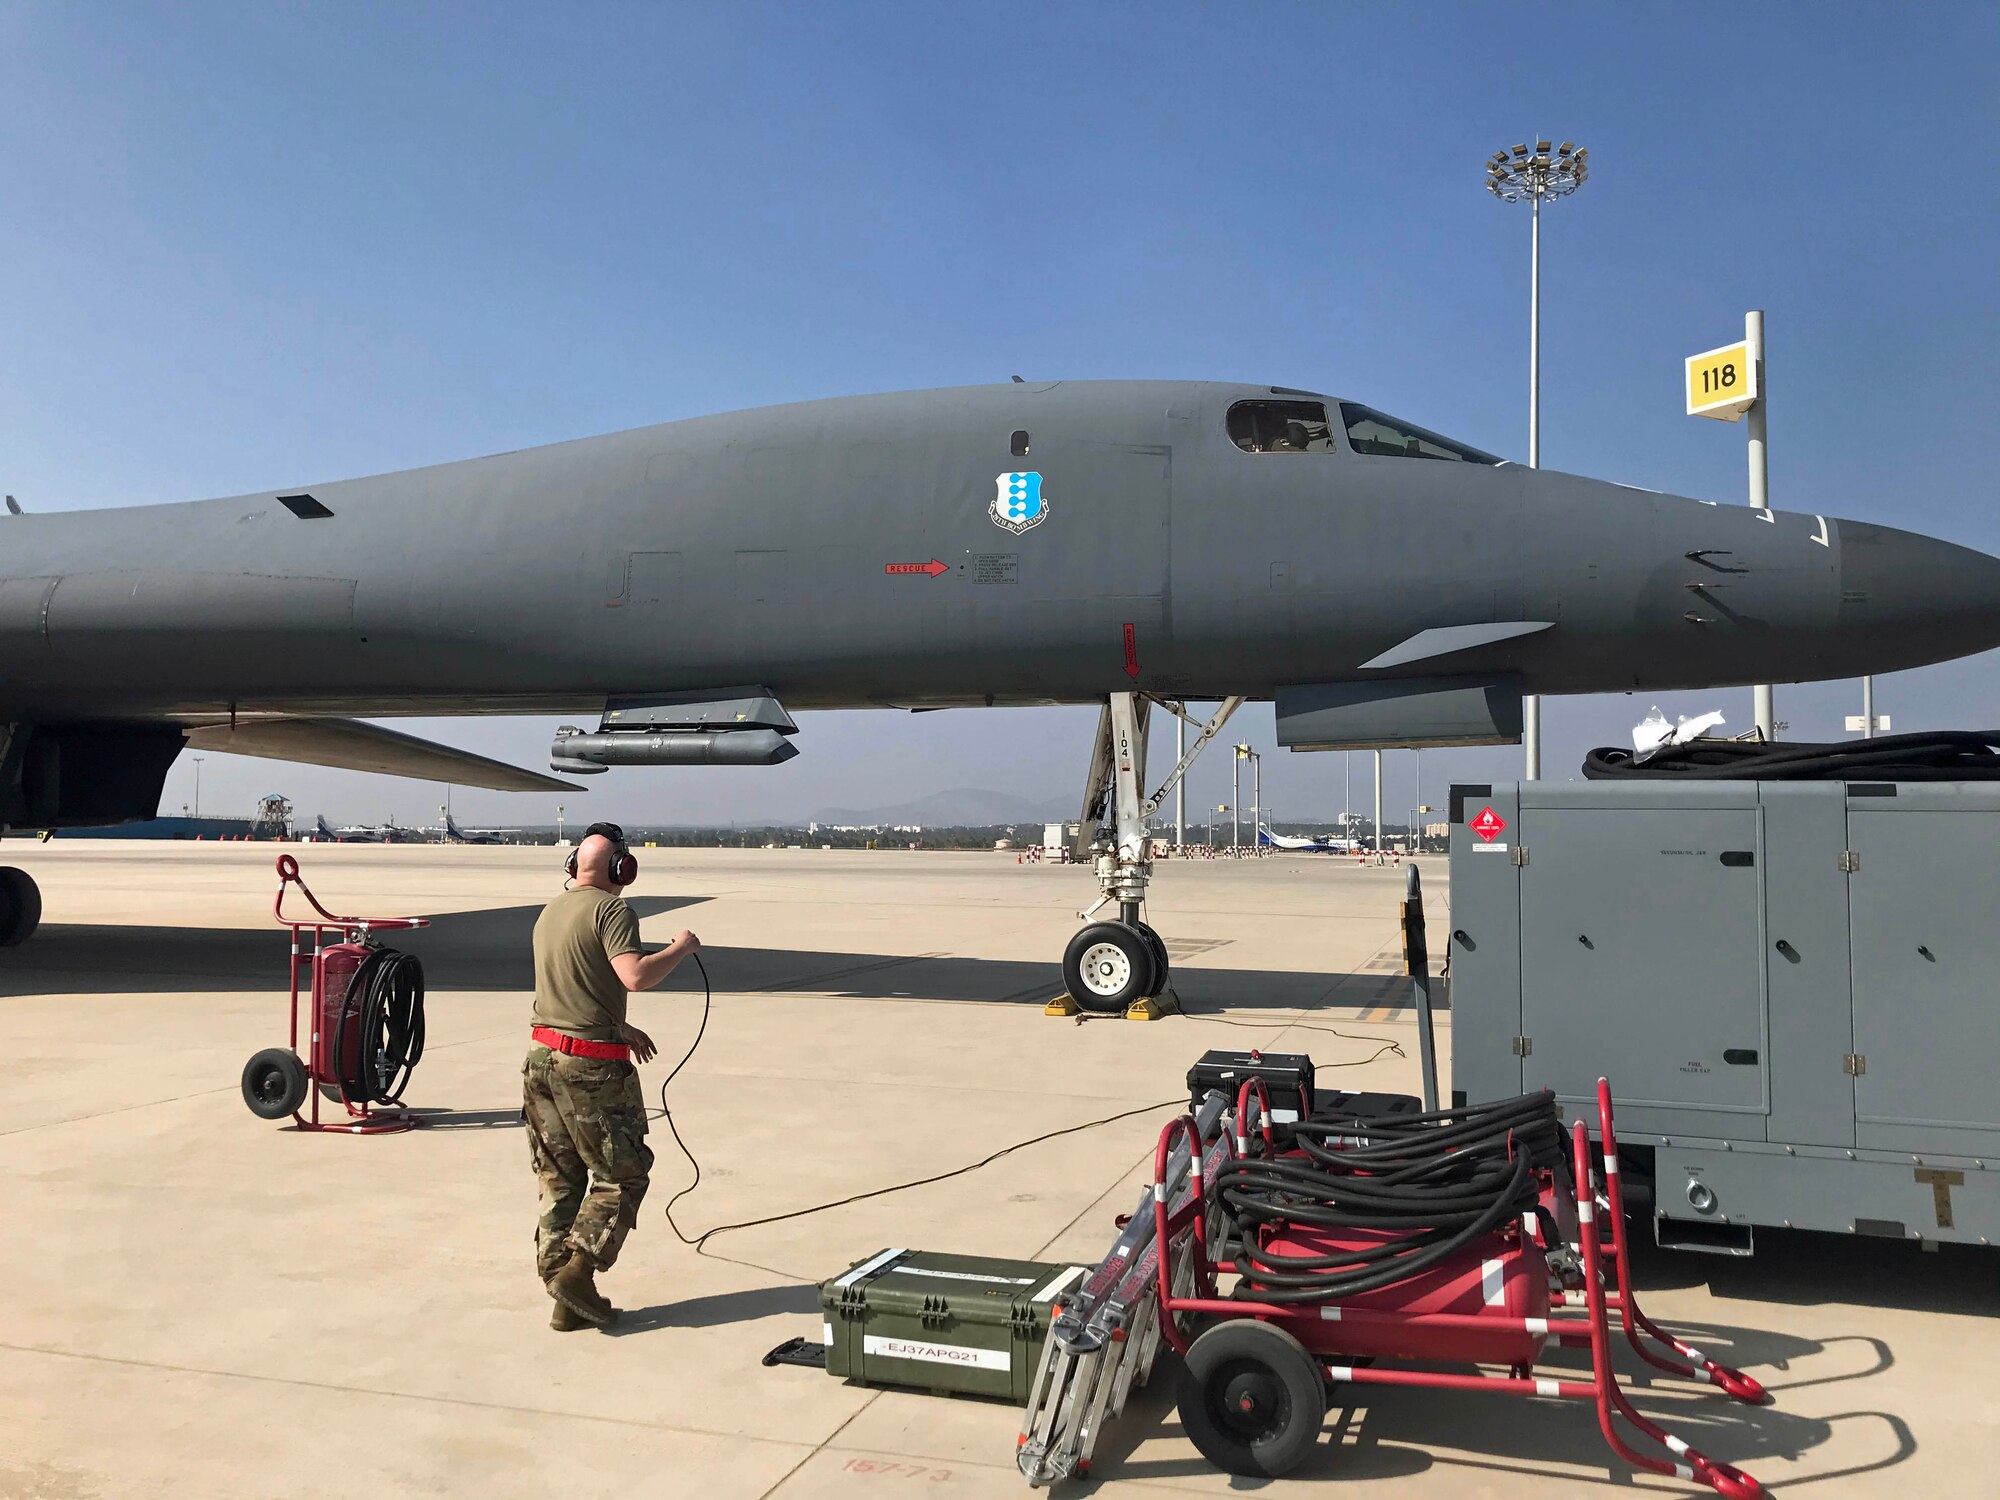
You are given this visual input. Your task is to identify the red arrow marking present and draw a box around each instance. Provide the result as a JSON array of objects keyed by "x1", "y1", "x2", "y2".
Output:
[
  {"x1": 1123, "y1": 622, "x2": 1140, "y2": 680},
  {"x1": 885, "y1": 559, "x2": 951, "y2": 578}
]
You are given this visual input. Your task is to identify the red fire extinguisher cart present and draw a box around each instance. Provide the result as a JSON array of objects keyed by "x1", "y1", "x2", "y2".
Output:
[{"x1": 239, "y1": 854, "x2": 430, "y2": 1134}]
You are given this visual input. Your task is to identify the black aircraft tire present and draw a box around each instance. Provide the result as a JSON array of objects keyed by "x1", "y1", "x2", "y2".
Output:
[
  {"x1": 1176, "y1": 1320, "x2": 1327, "y2": 1478},
  {"x1": 242, "y1": 1048, "x2": 309, "y2": 1121},
  {"x1": 0, "y1": 867, "x2": 41, "y2": 947},
  {"x1": 1136, "y1": 922, "x2": 1171, "y2": 995},
  {"x1": 1062, "y1": 922, "x2": 1155, "y2": 1014}
]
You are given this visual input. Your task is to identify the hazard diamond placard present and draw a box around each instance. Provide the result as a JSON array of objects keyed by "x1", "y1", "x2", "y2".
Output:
[{"x1": 1470, "y1": 806, "x2": 1507, "y2": 842}]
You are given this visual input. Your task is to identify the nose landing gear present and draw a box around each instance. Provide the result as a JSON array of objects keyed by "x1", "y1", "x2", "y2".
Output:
[
  {"x1": 1061, "y1": 693, "x2": 1242, "y2": 1014},
  {"x1": 0, "y1": 867, "x2": 41, "y2": 947}
]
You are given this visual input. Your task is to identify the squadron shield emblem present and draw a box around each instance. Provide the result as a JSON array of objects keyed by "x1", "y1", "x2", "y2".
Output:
[{"x1": 991, "y1": 471, "x2": 1048, "y2": 535}]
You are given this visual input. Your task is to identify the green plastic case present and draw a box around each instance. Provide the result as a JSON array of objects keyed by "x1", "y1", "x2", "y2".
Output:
[{"x1": 819, "y1": 1248, "x2": 1089, "y2": 1402}]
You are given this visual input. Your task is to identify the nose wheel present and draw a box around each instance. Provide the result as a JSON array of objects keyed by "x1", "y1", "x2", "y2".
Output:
[
  {"x1": 1063, "y1": 922, "x2": 1157, "y2": 1013},
  {"x1": 0, "y1": 867, "x2": 41, "y2": 947}
]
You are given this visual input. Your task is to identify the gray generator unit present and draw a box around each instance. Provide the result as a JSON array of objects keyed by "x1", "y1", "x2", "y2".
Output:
[{"x1": 1448, "y1": 778, "x2": 1999, "y2": 1253}]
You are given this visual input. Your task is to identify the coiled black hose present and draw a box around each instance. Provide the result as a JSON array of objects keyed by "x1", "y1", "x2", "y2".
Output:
[
  {"x1": 1582, "y1": 731, "x2": 2000, "y2": 781},
  {"x1": 334, "y1": 946, "x2": 426, "y2": 1104},
  {"x1": 1214, "y1": 1090, "x2": 1563, "y2": 1303}
]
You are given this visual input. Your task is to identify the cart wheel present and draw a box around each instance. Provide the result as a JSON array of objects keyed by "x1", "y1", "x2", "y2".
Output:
[
  {"x1": 1062, "y1": 922, "x2": 1155, "y2": 1014},
  {"x1": 1136, "y1": 921, "x2": 1171, "y2": 995},
  {"x1": 1176, "y1": 1320, "x2": 1326, "y2": 1478},
  {"x1": 241, "y1": 1048, "x2": 309, "y2": 1120}
]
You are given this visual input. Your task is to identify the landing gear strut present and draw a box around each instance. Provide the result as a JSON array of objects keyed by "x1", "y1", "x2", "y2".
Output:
[
  {"x1": 0, "y1": 867, "x2": 42, "y2": 947},
  {"x1": 1063, "y1": 693, "x2": 1243, "y2": 1014}
]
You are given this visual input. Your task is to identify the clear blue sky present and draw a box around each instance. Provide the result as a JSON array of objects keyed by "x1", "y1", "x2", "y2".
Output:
[{"x1": 5, "y1": 2, "x2": 1997, "y2": 828}]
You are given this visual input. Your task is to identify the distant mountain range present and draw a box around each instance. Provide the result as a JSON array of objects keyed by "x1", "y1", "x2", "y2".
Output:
[{"x1": 809, "y1": 787, "x2": 1073, "y2": 827}]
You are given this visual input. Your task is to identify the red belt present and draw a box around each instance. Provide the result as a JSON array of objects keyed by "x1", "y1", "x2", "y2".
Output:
[{"x1": 531, "y1": 1025, "x2": 630, "y2": 1061}]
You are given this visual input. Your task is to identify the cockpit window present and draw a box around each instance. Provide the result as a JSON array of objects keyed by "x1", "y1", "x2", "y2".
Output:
[
  {"x1": 1338, "y1": 403, "x2": 1501, "y2": 464},
  {"x1": 1227, "y1": 400, "x2": 1336, "y2": 455}
]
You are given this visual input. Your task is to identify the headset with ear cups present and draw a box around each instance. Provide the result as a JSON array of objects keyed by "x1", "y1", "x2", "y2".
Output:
[{"x1": 566, "y1": 821, "x2": 638, "y2": 886}]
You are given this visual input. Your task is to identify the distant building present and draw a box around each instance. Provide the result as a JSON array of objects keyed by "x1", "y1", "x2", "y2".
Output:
[{"x1": 56, "y1": 816, "x2": 257, "y2": 840}]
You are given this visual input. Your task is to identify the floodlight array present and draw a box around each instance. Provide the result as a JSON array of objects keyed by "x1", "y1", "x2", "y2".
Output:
[{"x1": 1485, "y1": 139, "x2": 1589, "y2": 202}]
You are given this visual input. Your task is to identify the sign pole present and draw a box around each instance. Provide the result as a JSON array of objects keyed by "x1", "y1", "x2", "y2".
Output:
[
  {"x1": 1746, "y1": 310, "x2": 1776, "y2": 741},
  {"x1": 1862, "y1": 675, "x2": 1876, "y2": 740}
]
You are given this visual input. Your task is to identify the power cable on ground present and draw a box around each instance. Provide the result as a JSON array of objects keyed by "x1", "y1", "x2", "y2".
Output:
[
  {"x1": 1175, "y1": 1002, "x2": 1406, "y2": 1065},
  {"x1": 651, "y1": 955, "x2": 1412, "y2": 1257}
]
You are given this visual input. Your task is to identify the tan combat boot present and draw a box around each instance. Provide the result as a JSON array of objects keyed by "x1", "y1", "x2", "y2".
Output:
[{"x1": 547, "y1": 1249, "x2": 617, "y2": 1327}]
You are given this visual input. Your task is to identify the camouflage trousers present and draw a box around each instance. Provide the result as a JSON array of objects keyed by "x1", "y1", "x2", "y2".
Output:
[{"x1": 523, "y1": 1046, "x2": 654, "y2": 1284}]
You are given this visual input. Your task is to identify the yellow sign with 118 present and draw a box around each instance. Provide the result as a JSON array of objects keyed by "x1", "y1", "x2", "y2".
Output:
[{"x1": 1686, "y1": 341, "x2": 1758, "y2": 421}]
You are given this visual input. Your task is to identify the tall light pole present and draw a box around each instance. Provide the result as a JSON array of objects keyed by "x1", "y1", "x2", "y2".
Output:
[
  {"x1": 1231, "y1": 747, "x2": 1242, "y2": 851},
  {"x1": 1373, "y1": 749, "x2": 1384, "y2": 858},
  {"x1": 191, "y1": 756, "x2": 204, "y2": 819},
  {"x1": 1175, "y1": 710, "x2": 1186, "y2": 847},
  {"x1": 1233, "y1": 744, "x2": 1261, "y2": 846},
  {"x1": 1487, "y1": 138, "x2": 1589, "y2": 779}
]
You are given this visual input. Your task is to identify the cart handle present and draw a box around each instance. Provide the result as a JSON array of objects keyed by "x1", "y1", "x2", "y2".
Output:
[
  {"x1": 273, "y1": 854, "x2": 429, "y2": 932},
  {"x1": 1234, "y1": 1076, "x2": 1274, "y2": 1158},
  {"x1": 1152, "y1": 1113, "x2": 1214, "y2": 1356},
  {"x1": 1595, "y1": 1076, "x2": 1767, "y2": 1405}
]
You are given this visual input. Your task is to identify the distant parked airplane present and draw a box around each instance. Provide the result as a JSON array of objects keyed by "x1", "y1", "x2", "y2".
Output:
[
  {"x1": 437, "y1": 811, "x2": 515, "y2": 845},
  {"x1": 1256, "y1": 823, "x2": 1352, "y2": 853},
  {"x1": 311, "y1": 814, "x2": 408, "y2": 844}
]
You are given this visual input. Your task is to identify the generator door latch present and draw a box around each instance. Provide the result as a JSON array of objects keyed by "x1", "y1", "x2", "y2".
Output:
[
  {"x1": 1512, "y1": 1036, "x2": 1533, "y2": 1057},
  {"x1": 1843, "y1": 1053, "x2": 1866, "y2": 1076},
  {"x1": 1838, "y1": 850, "x2": 1861, "y2": 873}
]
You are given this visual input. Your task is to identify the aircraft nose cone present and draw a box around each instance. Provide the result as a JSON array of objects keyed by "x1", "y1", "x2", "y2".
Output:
[{"x1": 1836, "y1": 520, "x2": 2000, "y2": 671}]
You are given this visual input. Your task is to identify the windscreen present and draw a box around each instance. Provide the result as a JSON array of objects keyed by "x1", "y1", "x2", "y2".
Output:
[{"x1": 1338, "y1": 403, "x2": 1501, "y2": 464}]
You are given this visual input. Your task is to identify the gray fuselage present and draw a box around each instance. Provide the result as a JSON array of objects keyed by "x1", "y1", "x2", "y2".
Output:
[{"x1": 5, "y1": 381, "x2": 1997, "y2": 724}]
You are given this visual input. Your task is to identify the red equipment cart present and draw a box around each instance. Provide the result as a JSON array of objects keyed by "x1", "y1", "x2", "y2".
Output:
[
  {"x1": 1148, "y1": 1076, "x2": 1767, "y2": 1496},
  {"x1": 238, "y1": 854, "x2": 430, "y2": 1134}
]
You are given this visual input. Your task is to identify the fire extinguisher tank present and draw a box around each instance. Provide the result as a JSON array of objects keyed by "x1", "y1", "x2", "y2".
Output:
[{"x1": 313, "y1": 943, "x2": 373, "y2": 1093}]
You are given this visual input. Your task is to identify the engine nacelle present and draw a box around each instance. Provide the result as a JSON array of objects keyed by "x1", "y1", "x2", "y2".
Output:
[
  {"x1": 549, "y1": 688, "x2": 801, "y2": 772},
  {"x1": 0, "y1": 723, "x2": 186, "y2": 831}
]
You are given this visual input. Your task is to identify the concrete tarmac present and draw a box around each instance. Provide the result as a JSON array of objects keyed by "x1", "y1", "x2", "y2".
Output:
[{"x1": 1, "y1": 842, "x2": 1992, "y2": 1498}]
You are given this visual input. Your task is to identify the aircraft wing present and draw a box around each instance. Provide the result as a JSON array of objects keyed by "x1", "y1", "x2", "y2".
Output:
[{"x1": 182, "y1": 717, "x2": 578, "y2": 793}]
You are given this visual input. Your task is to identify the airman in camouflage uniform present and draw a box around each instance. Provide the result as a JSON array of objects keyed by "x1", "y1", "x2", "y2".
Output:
[
  {"x1": 526, "y1": 821, "x2": 699, "y2": 1330},
  {"x1": 523, "y1": 1051, "x2": 654, "y2": 1283}
]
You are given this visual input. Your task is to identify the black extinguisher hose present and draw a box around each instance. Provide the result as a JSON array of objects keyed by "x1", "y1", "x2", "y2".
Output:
[{"x1": 337, "y1": 946, "x2": 427, "y2": 1104}]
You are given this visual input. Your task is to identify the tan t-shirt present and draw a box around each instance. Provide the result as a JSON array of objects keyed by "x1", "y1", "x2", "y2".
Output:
[{"x1": 531, "y1": 887, "x2": 643, "y2": 1042}]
